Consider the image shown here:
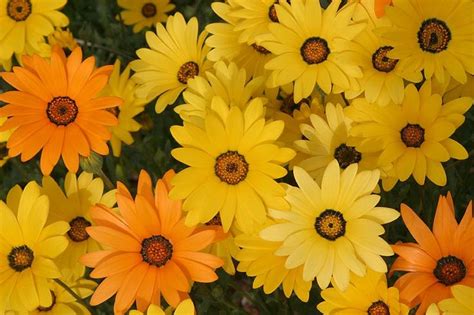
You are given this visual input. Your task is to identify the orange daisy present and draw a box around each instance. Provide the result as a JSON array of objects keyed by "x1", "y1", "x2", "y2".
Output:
[
  {"x1": 80, "y1": 170, "x2": 223, "y2": 315},
  {"x1": 390, "y1": 193, "x2": 474, "y2": 315},
  {"x1": 0, "y1": 46, "x2": 121, "y2": 175}
]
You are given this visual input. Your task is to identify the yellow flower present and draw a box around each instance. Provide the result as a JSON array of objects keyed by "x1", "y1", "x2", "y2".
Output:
[
  {"x1": 40, "y1": 172, "x2": 116, "y2": 281},
  {"x1": 438, "y1": 285, "x2": 474, "y2": 315},
  {"x1": 131, "y1": 13, "x2": 210, "y2": 113},
  {"x1": 170, "y1": 98, "x2": 295, "y2": 233},
  {"x1": 0, "y1": 0, "x2": 69, "y2": 60},
  {"x1": 0, "y1": 56, "x2": 12, "y2": 71},
  {"x1": 317, "y1": 269, "x2": 410, "y2": 315},
  {"x1": 47, "y1": 28, "x2": 78, "y2": 51},
  {"x1": 260, "y1": 161, "x2": 399, "y2": 290},
  {"x1": 129, "y1": 299, "x2": 195, "y2": 315},
  {"x1": 347, "y1": 81, "x2": 472, "y2": 186},
  {"x1": 259, "y1": 0, "x2": 365, "y2": 101},
  {"x1": 117, "y1": 0, "x2": 175, "y2": 33},
  {"x1": 102, "y1": 59, "x2": 148, "y2": 157},
  {"x1": 0, "y1": 182, "x2": 68, "y2": 312},
  {"x1": 380, "y1": 0, "x2": 474, "y2": 84}
]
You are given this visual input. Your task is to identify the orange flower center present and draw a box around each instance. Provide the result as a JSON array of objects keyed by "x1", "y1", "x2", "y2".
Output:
[
  {"x1": 400, "y1": 124, "x2": 425, "y2": 148},
  {"x1": 417, "y1": 18, "x2": 451, "y2": 53},
  {"x1": 141, "y1": 2, "x2": 157, "y2": 18},
  {"x1": 367, "y1": 300, "x2": 390, "y2": 315},
  {"x1": 281, "y1": 94, "x2": 311, "y2": 115},
  {"x1": 46, "y1": 96, "x2": 79, "y2": 126},
  {"x1": 141, "y1": 235, "x2": 173, "y2": 267},
  {"x1": 300, "y1": 37, "x2": 330, "y2": 65},
  {"x1": 177, "y1": 61, "x2": 199, "y2": 84},
  {"x1": 334, "y1": 143, "x2": 362, "y2": 169},
  {"x1": 251, "y1": 43, "x2": 271, "y2": 55},
  {"x1": 215, "y1": 151, "x2": 249, "y2": 185},
  {"x1": 205, "y1": 214, "x2": 222, "y2": 226},
  {"x1": 315, "y1": 209, "x2": 346, "y2": 241},
  {"x1": 8, "y1": 245, "x2": 34, "y2": 272},
  {"x1": 372, "y1": 46, "x2": 398, "y2": 73},
  {"x1": 68, "y1": 217, "x2": 92, "y2": 242},
  {"x1": 433, "y1": 255, "x2": 466, "y2": 286},
  {"x1": 37, "y1": 291, "x2": 56, "y2": 312},
  {"x1": 7, "y1": 0, "x2": 32, "y2": 22}
]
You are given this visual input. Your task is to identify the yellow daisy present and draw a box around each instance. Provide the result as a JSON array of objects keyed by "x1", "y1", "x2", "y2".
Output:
[
  {"x1": 47, "y1": 28, "x2": 78, "y2": 51},
  {"x1": 235, "y1": 219, "x2": 312, "y2": 301},
  {"x1": 117, "y1": 0, "x2": 175, "y2": 33},
  {"x1": 0, "y1": 0, "x2": 69, "y2": 60},
  {"x1": 380, "y1": 0, "x2": 474, "y2": 84},
  {"x1": 0, "y1": 117, "x2": 12, "y2": 167},
  {"x1": 40, "y1": 172, "x2": 116, "y2": 281},
  {"x1": 433, "y1": 74, "x2": 474, "y2": 103},
  {"x1": 0, "y1": 182, "x2": 69, "y2": 312},
  {"x1": 131, "y1": 13, "x2": 210, "y2": 113},
  {"x1": 438, "y1": 285, "x2": 474, "y2": 315},
  {"x1": 259, "y1": 0, "x2": 365, "y2": 102},
  {"x1": 317, "y1": 269, "x2": 410, "y2": 315},
  {"x1": 1, "y1": 56, "x2": 12, "y2": 70},
  {"x1": 169, "y1": 97, "x2": 295, "y2": 233},
  {"x1": 260, "y1": 161, "x2": 399, "y2": 290},
  {"x1": 129, "y1": 299, "x2": 195, "y2": 315},
  {"x1": 101, "y1": 59, "x2": 148, "y2": 157},
  {"x1": 347, "y1": 81, "x2": 472, "y2": 186}
]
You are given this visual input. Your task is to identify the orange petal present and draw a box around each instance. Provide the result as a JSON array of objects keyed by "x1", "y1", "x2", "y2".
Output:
[
  {"x1": 40, "y1": 127, "x2": 65, "y2": 175},
  {"x1": 114, "y1": 263, "x2": 149, "y2": 314},
  {"x1": 80, "y1": 250, "x2": 116, "y2": 268},
  {"x1": 135, "y1": 266, "x2": 157, "y2": 312},
  {"x1": 0, "y1": 90, "x2": 46, "y2": 108},
  {"x1": 174, "y1": 257, "x2": 219, "y2": 283},
  {"x1": 116, "y1": 194, "x2": 149, "y2": 239},
  {"x1": 391, "y1": 244, "x2": 437, "y2": 269},
  {"x1": 91, "y1": 252, "x2": 142, "y2": 278},
  {"x1": 87, "y1": 226, "x2": 141, "y2": 252},
  {"x1": 90, "y1": 270, "x2": 127, "y2": 306},
  {"x1": 432, "y1": 196, "x2": 458, "y2": 255},
  {"x1": 174, "y1": 230, "x2": 216, "y2": 252},
  {"x1": 173, "y1": 251, "x2": 223, "y2": 269}
]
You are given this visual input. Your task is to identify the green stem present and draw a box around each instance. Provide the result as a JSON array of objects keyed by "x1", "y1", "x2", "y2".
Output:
[
  {"x1": 75, "y1": 39, "x2": 135, "y2": 60},
  {"x1": 97, "y1": 169, "x2": 115, "y2": 190},
  {"x1": 54, "y1": 279, "x2": 96, "y2": 315}
]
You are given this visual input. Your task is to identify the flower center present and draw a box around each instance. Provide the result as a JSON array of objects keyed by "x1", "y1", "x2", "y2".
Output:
[
  {"x1": 37, "y1": 291, "x2": 56, "y2": 312},
  {"x1": 7, "y1": 0, "x2": 32, "y2": 22},
  {"x1": 214, "y1": 151, "x2": 249, "y2": 185},
  {"x1": 268, "y1": 3, "x2": 279, "y2": 22},
  {"x1": 46, "y1": 96, "x2": 78, "y2": 126},
  {"x1": 433, "y1": 255, "x2": 466, "y2": 286},
  {"x1": 177, "y1": 61, "x2": 199, "y2": 84},
  {"x1": 141, "y1": 2, "x2": 157, "y2": 18},
  {"x1": 0, "y1": 142, "x2": 7, "y2": 159},
  {"x1": 251, "y1": 43, "x2": 271, "y2": 55},
  {"x1": 315, "y1": 209, "x2": 346, "y2": 241},
  {"x1": 67, "y1": 216, "x2": 92, "y2": 242},
  {"x1": 367, "y1": 300, "x2": 390, "y2": 315},
  {"x1": 281, "y1": 94, "x2": 311, "y2": 115},
  {"x1": 400, "y1": 124, "x2": 425, "y2": 148},
  {"x1": 334, "y1": 143, "x2": 362, "y2": 169},
  {"x1": 8, "y1": 245, "x2": 34, "y2": 272},
  {"x1": 141, "y1": 235, "x2": 173, "y2": 267},
  {"x1": 417, "y1": 18, "x2": 451, "y2": 53},
  {"x1": 300, "y1": 37, "x2": 330, "y2": 65},
  {"x1": 372, "y1": 46, "x2": 398, "y2": 72},
  {"x1": 205, "y1": 214, "x2": 222, "y2": 226}
]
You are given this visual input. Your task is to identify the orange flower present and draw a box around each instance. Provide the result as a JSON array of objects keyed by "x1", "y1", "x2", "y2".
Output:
[
  {"x1": 0, "y1": 47, "x2": 121, "y2": 175},
  {"x1": 374, "y1": 0, "x2": 392, "y2": 17},
  {"x1": 390, "y1": 193, "x2": 474, "y2": 314},
  {"x1": 80, "y1": 170, "x2": 223, "y2": 315}
]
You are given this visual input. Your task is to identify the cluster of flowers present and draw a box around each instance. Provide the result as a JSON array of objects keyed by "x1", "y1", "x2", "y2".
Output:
[{"x1": 0, "y1": 0, "x2": 473, "y2": 314}]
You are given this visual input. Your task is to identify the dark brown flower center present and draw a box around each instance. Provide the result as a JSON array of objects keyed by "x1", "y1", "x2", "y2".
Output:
[
  {"x1": 251, "y1": 43, "x2": 271, "y2": 55},
  {"x1": 206, "y1": 214, "x2": 223, "y2": 226},
  {"x1": 268, "y1": 4, "x2": 279, "y2": 22},
  {"x1": 215, "y1": 151, "x2": 249, "y2": 185},
  {"x1": 315, "y1": 209, "x2": 346, "y2": 241},
  {"x1": 300, "y1": 37, "x2": 330, "y2": 65},
  {"x1": 417, "y1": 18, "x2": 451, "y2": 53},
  {"x1": 367, "y1": 300, "x2": 390, "y2": 315},
  {"x1": 46, "y1": 96, "x2": 78, "y2": 126},
  {"x1": 281, "y1": 94, "x2": 311, "y2": 115},
  {"x1": 141, "y1": 3, "x2": 157, "y2": 18},
  {"x1": 67, "y1": 216, "x2": 92, "y2": 242},
  {"x1": 372, "y1": 46, "x2": 398, "y2": 72},
  {"x1": 0, "y1": 142, "x2": 7, "y2": 160},
  {"x1": 8, "y1": 245, "x2": 34, "y2": 272},
  {"x1": 141, "y1": 235, "x2": 173, "y2": 267},
  {"x1": 433, "y1": 255, "x2": 466, "y2": 286},
  {"x1": 7, "y1": 0, "x2": 31, "y2": 21},
  {"x1": 400, "y1": 124, "x2": 425, "y2": 148},
  {"x1": 334, "y1": 143, "x2": 362, "y2": 169},
  {"x1": 37, "y1": 291, "x2": 56, "y2": 312},
  {"x1": 177, "y1": 61, "x2": 199, "y2": 84}
]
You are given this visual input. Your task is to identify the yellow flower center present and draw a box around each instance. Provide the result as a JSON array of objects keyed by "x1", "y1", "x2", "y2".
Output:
[
  {"x1": 177, "y1": 61, "x2": 199, "y2": 84},
  {"x1": 417, "y1": 18, "x2": 451, "y2": 53},
  {"x1": 300, "y1": 37, "x2": 330, "y2": 65},
  {"x1": 434, "y1": 255, "x2": 466, "y2": 286},
  {"x1": 215, "y1": 151, "x2": 249, "y2": 185},
  {"x1": 141, "y1": 235, "x2": 173, "y2": 267},
  {"x1": 400, "y1": 124, "x2": 425, "y2": 148},
  {"x1": 7, "y1": 0, "x2": 32, "y2": 22},
  {"x1": 46, "y1": 96, "x2": 79, "y2": 126},
  {"x1": 205, "y1": 214, "x2": 222, "y2": 226},
  {"x1": 372, "y1": 46, "x2": 398, "y2": 73},
  {"x1": 251, "y1": 43, "x2": 271, "y2": 55},
  {"x1": 141, "y1": 2, "x2": 157, "y2": 18},
  {"x1": 37, "y1": 291, "x2": 56, "y2": 312},
  {"x1": 281, "y1": 94, "x2": 311, "y2": 115},
  {"x1": 8, "y1": 245, "x2": 34, "y2": 272},
  {"x1": 367, "y1": 300, "x2": 390, "y2": 315},
  {"x1": 334, "y1": 143, "x2": 362, "y2": 169},
  {"x1": 315, "y1": 209, "x2": 346, "y2": 241},
  {"x1": 68, "y1": 217, "x2": 92, "y2": 242}
]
